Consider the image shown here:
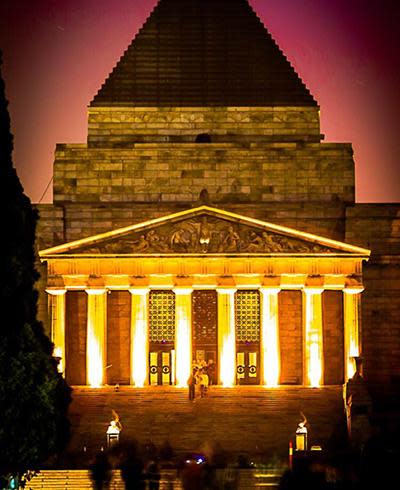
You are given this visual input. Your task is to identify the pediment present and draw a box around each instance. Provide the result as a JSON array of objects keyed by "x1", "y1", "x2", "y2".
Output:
[{"x1": 39, "y1": 206, "x2": 370, "y2": 257}]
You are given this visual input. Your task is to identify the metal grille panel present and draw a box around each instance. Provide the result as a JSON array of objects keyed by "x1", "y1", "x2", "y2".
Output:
[
  {"x1": 149, "y1": 291, "x2": 175, "y2": 342},
  {"x1": 235, "y1": 290, "x2": 260, "y2": 342}
]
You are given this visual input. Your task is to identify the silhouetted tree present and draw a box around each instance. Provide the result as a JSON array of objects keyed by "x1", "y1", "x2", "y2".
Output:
[{"x1": 0, "y1": 51, "x2": 71, "y2": 483}]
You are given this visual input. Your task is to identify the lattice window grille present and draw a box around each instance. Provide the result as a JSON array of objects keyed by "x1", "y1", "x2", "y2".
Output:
[
  {"x1": 149, "y1": 291, "x2": 175, "y2": 342},
  {"x1": 235, "y1": 290, "x2": 260, "y2": 342}
]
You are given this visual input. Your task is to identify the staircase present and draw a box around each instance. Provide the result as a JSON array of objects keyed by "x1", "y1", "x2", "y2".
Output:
[
  {"x1": 27, "y1": 468, "x2": 282, "y2": 490},
  {"x1": 67, "y1": 386, "x2": 344, "y2": 459}
]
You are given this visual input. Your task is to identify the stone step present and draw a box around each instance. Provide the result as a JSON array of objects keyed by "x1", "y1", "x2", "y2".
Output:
[
  {"x1": 67, "y1": 386, "x2": 344, "y2": 459},
  {"x1": 28, "y1": 469, "x2": 282, "y2": 490}
]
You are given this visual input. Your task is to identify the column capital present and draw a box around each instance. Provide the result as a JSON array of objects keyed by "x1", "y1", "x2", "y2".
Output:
[
  {"x1": 85, "y1": 288, "x2": 107, "y2": 295},
  {"x1": 343, "y1": 287, "x2": 364, "y2": 295},
  {"x1": 216, "y1": 288, "x2": 237, "y2": 295},
  {"x1": 173, "y1": 288, "x2": 193, "y2": 295},
  {"x1": 259, "y1": 287, "x2": 281, "y2": 295},
  {"x1": 129, "y1": 288, "x2": 150, "y2": 296},
  {"x1": 302, "y1": 287, "x2": 324, "y2": 295},
  {"x1": 46, "y1": 288, "x2": 67, "y2": 296}
]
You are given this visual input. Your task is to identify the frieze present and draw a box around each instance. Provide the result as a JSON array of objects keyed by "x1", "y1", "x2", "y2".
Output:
[{"x1": 80, "y1": 216, "x2": 333, "y2": 254}]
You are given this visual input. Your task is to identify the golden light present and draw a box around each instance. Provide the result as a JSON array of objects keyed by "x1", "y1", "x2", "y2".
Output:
[
  {"x1": 86, "y1": 290, "x2": 107, "y2": 387},
  {"x1": 344, "y1": 288, "x2": 362, "y2": 379},
  {"x1": 220, "y1": 330, "x2": 236, "y2": 386},
  {"x1": 304, "y1": 289, "x2": 323, "y2": 387},
  {"x1": 217, "y1": 289, "x2": 236, "y2": 387},
  {"x1": 174, "y1": 289, "x2": 192, "y2": 387},
  {"x1": 261, "y1": 289, "x2": 280, "y2": 387},
  {"x1": 309, "y1": 333, "x2": 322, "y2": 388},
  {"x1": 54, "y1": 346, "x2": 63, "y2": 373},
  {"x1": 130, "y1": 289, "x2": 148, "y2": 387},
  {"x1": 47, "y1": 289, "x2": 66, "y2": 375},
  {"x1": 171, "y1": 349, "x2": 176, "y2": 385}
]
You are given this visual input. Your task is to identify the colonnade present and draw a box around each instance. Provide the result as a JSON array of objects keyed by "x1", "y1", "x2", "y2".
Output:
[{"x1": 47, "y1": 286, "x2": 362, "y2": 387}]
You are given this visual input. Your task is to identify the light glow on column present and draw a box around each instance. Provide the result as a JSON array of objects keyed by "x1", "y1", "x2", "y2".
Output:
[
  {"x1": 217, "y1": 289, "x2": 236, "y2": 387},
  {"x1": 303, "y1": 289, "x2": 323, "y2": 387},
  {"x1": 47, "y1": 289, "x2": 66, "y2": 374},
  {"x1": 86, "y1": 289, "x2": 107, "y2": 387},
  {"x1": 130, "y1": 289, "x2": 149, "y2": 387},
  {"x1": 344, "y1": 288, "x2": 363, "y2": 379},
  {"x1": 260, "y1": 288, "x2": 280, "y2": 387},
  {"x1": 174, "y1": 289, "x2": 192, "y2": 387}
]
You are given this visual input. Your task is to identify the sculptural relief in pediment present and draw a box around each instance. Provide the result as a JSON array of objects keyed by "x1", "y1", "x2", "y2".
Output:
[{"x1": 79, "y1": 215, "x2": 333, "y2": 255}]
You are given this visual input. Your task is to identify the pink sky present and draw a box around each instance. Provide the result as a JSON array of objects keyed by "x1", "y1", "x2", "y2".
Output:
[{"x1": 1, "y1": 0, "x2": 399, "y2": 203}]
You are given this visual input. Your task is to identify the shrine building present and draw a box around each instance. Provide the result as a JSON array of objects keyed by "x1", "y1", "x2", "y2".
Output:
[{"x1": 35, "y1": 0, "x2": 400, "y2": 454}]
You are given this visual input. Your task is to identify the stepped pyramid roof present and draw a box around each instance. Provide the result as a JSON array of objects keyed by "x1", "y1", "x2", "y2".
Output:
[{"x1": 91, "y1": 0, "x2": 317, "y2": 107}]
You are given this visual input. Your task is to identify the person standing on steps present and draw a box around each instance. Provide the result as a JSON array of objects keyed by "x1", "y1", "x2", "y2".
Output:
[
  {"x1": 199, "y1": 369, "x2": 209, "y2": 398},
  {"x1": 207, "y1": 359, "x2": 216, "y2": 386},
  {"x1": 188, "y1": 368, "x2": 197, "y2": 400}
]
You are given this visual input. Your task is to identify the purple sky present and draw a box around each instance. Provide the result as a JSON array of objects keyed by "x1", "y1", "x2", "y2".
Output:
[{"x1": 1, "y1": 0, "x2": 399, "y2": 203}]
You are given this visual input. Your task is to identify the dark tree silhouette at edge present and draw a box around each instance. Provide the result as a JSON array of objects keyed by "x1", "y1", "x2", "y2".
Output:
[{"x1": 0, "y1": 51, "x2": 71, "y2": 482}]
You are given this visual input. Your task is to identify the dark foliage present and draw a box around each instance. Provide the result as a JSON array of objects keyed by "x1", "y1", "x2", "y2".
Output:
[{"x1": 0, "y1": 50, "x2": 71, "y2": 476}]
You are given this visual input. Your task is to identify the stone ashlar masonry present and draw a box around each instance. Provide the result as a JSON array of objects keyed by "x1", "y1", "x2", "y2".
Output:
[
  {"x1": 345, "y1": 205, "x2": 400, "y2": 387},
  {"x1": 87, "y1": 107, "x2": 322, "y2": 145},
  {"x1": 52, "y1": 142, "x2": 354, "y2": 206}
]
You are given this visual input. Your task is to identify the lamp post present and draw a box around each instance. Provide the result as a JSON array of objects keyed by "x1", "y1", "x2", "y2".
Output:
[
  {"x1": 295, "y1": 424, "x2": 308, "y2": 451},
  {"x1": 295, "y1": 413, "x2": 308, "y2": 451}
]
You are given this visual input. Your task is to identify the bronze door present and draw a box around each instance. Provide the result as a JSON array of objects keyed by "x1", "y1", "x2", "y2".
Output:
[
  {"x1": 236, "y1": 346, "x2": 259, "y2": 385},
  {"x1": 149, "y1": 347, "x2": 173, "y2": 385}
]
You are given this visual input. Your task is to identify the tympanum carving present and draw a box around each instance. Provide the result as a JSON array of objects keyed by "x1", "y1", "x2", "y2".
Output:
[{"x1": 81, "y1": 215, "x2": 333, "y2": 254}]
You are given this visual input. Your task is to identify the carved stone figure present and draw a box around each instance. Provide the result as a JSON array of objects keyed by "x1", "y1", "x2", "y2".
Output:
[
  {"x1": 262, "y1": 232, "x2": 283, "y2": 252},
  {"x1": 134, "y1": 235, "x2": 149, "y2": 252},
  {"x1": 146, "y1": 230, "x2": 169, "y2": 252},
  {"x1": 199, "y1": 216, "x2": 212, "y2": 253},
  {"x1": 220, "y1": 225, "x2": 240, "y2": 252},
  {"x1": 246, "y1": 231, "x2": 264, "y2": 252},
  {"x1": 170, "y1": 228, "x2": 191, "y2": 251}
]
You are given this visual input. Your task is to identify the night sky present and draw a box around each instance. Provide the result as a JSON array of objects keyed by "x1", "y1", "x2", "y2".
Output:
[{"x1": 0, "y1": 0, "x2": 399, "y2": 203}]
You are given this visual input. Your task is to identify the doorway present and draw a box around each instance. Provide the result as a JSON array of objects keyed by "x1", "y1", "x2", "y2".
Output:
[
  {"x1": 149, "y1": 345, "x2": 174, "y2": 385},
  {"x1": 235, "y1": 290, "x2": 261, "y2": 385},
  {"x1": 148, "y1": 290, "x2": 176, "y2": 385},
  {"x1": 236, "y1": 345, "x2": 260, "y2": 385},
  {"x1": 192, "y1": 290, "x2": 218, "y2": 384}
]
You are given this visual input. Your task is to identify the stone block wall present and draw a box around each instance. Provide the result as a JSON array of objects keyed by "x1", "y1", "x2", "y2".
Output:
[
  {"x1": 345, "y1": 204, "x2": 400, "y2": 385},
  {"x1": 362, "y1": 263, "x2": 400, "y2": 385},
  {"x1": 52, "y1": 142, "x2": 354, "y2": 205},
  {"x1": 87, "y1": 107, "x2": 321, "y2": 146},
  {"x1": 345, "y1": 204, "x2": 400, "y2": 257}
]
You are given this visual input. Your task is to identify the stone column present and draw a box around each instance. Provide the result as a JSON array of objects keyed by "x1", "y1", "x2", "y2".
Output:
[
  {"x1": 343, "y1": 288, "x2": 363, "y2": 380},
  {"x1": 174, "y1": 288, "x2": 193, "y2": 387},
  {"x1": 303, "y1": 288, "x2": 324, "y2": 387},
  {"x1": 47, "y1": 289, "x2": 66, "y2": 374},
  {"x1": 129, "y1": 288, "x2": 149, "y2": 387},
  {"x1": 260, "y1": 288, "x2": 281, "y2": 386},
  {"x1": 86, "y1": 289, "x2": 107, "y2": 387},
  {"x1": 217, "y1": 288, "x2": 236, "y2": 386}
]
